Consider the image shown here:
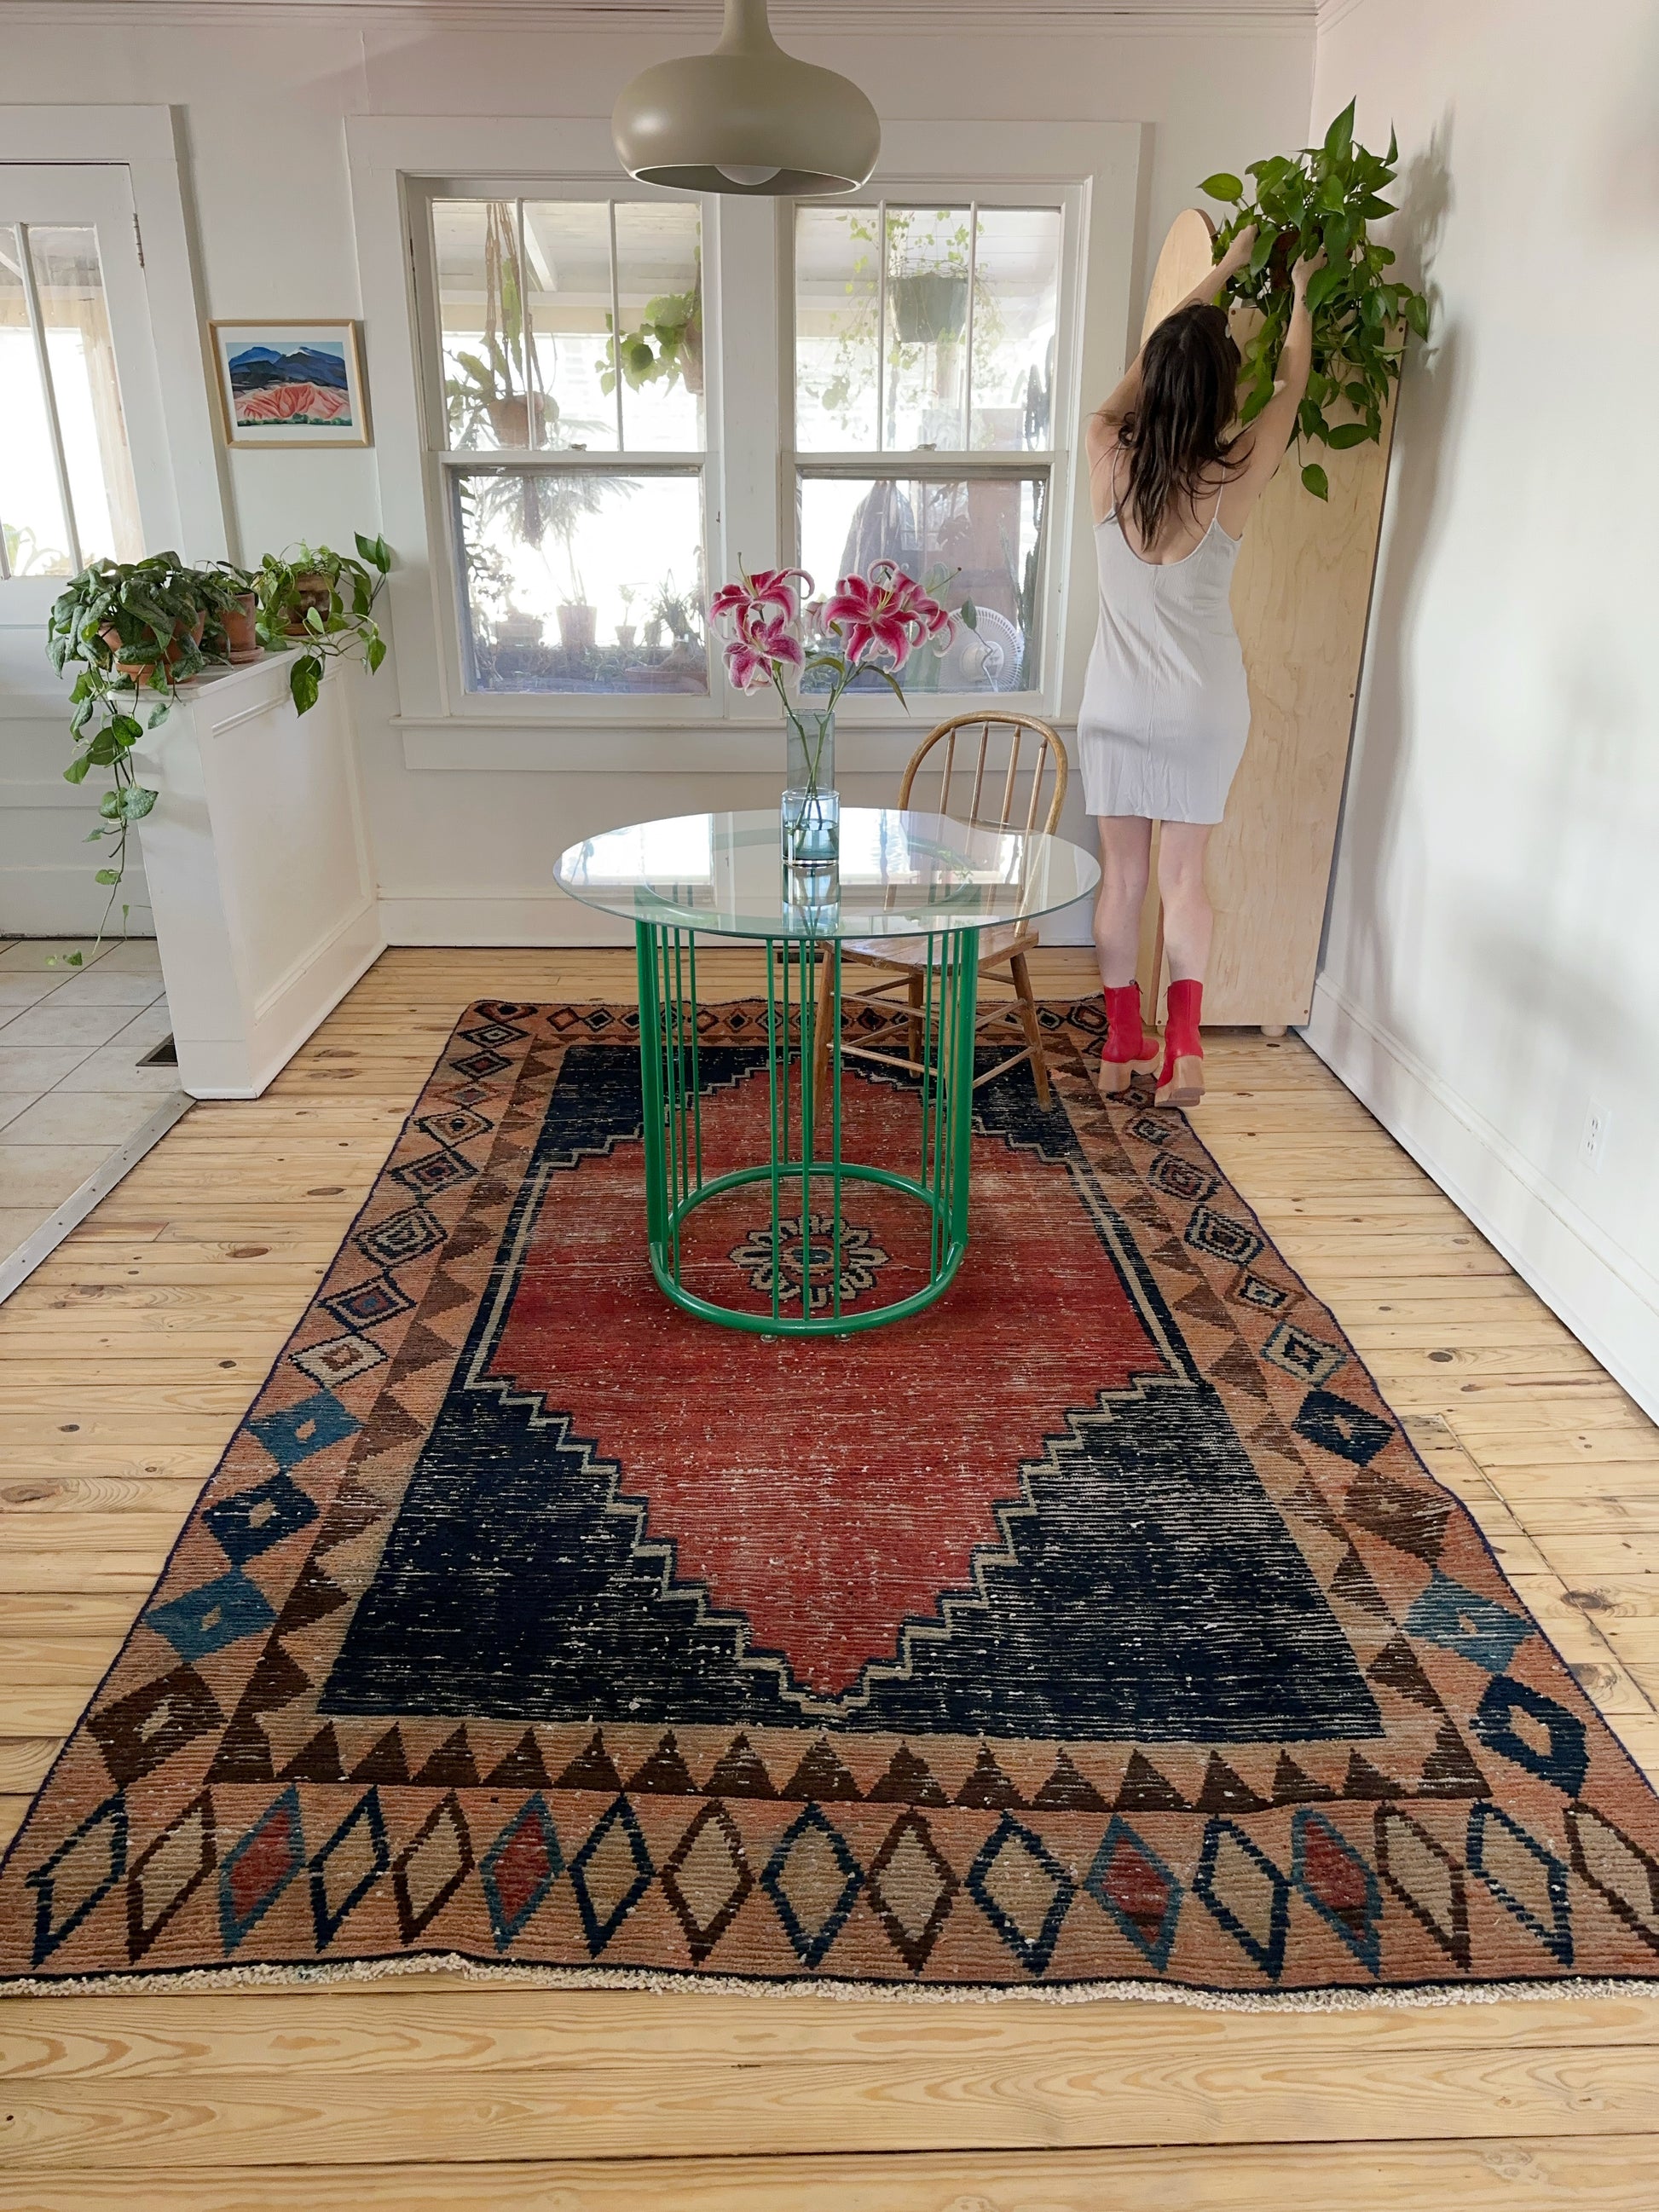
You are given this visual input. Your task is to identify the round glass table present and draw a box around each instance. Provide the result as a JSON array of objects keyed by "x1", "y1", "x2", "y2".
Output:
[{"x1": 554, "y1": 806, "x2": 1100, "y2": 1334}]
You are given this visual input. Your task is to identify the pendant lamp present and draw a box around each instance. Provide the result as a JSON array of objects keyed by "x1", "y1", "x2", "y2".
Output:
[{"x1": 612, "y1": 0, "x2": 881, "y2": 197}]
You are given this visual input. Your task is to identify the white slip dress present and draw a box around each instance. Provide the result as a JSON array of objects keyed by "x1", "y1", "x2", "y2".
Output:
[{"x1": 1076, "y1": 459, "x2": 1251, "y2": 825}]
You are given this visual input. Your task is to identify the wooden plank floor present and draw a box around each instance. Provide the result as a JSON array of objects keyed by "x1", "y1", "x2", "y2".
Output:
[{"x1": 2, "y1": 944, "x2": 1657, "y2": 2209}]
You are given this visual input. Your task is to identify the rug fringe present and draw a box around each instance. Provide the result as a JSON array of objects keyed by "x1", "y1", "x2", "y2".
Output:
[{"x1": 6, "y1": 1953, "x2": 1659, "y2": 2008}]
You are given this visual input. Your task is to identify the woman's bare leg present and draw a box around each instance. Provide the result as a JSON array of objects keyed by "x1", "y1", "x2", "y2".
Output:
[
  {"x1": 1156, "y1": 823, "x2": 1214, "y2": 983},
  {"x1": 1093, "y1": 816, "x2": 1153, "y2": 988}
]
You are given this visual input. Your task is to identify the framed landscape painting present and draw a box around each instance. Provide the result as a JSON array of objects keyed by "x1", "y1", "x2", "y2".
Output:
[{"x1": 210, "y1": 320, "x2": 370, "y2": 447}]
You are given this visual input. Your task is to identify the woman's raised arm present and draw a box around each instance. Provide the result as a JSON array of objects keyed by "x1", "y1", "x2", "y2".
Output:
[{"x1": 1088, "y1": 221, "x2": 1258, "y2": 453}]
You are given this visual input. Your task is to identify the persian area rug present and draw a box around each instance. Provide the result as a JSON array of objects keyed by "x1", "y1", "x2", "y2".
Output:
[{"x1": 5, "y1": 999, "x2": 1659, "y2": 2005}]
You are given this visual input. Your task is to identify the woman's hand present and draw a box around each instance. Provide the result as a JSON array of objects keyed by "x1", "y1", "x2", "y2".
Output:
[
  {"x1": 1292, "y1": 246, "x2": 1327, "y2": 298},
  {"x1": 1217, "y1": 222, "x2": 1258, "y2": 277}
]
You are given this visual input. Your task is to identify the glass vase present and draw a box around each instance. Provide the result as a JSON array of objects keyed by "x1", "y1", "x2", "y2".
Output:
[{"x1": 782, "y1": 706, "x2": 839, "y2": 875}]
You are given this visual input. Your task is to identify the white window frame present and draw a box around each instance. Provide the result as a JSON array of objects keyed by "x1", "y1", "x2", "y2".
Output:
[
  {"x1": 406, "y1": 172, "x2": 731, "y2": 725},
  {"x1": 348, "y1": 117, "x2": 1143, "y2": 771},
  {"x1": 0, "y1": 111, "x2": 230, "y2": 627},
  {"x1": 784, "y1": 181, "x2": 1086, "y2": 724}
]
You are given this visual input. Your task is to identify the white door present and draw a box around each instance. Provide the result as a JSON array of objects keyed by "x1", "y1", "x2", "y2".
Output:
[{"x1": 0, "y1": 164, "x2": 182, "y2": 617}]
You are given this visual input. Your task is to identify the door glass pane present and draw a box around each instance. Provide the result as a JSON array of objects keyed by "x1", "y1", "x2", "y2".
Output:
[
  {"x1": 433, "y1": 199, "x2": 545, "y2": 452},
  {"x1": 0, "y1": 224, "x2": 74, "y2": 575},
  {"x1": 970, "y1": 208, "x2": 1062, "y2": 453},
  {"x1": 798, "y1": 471, "x2": 1046, "y2": 694},
  {"x1": 884, "y1": 207, "x2": 973, "y2": 453},
  {"x1": 453, "y1": 467, "x2": 707, "y2": 695},
  {"x1": 613, "y1": 201, "x2": 703, "y2": 453},
  {"x1": 794, "y1": 205, "x2": 880, "y2": 453},
  {"x1": 28, "y1": 225, "x2": 142, "y2": 562},
  {"x1": 522, "y1": 200, "x2": 619, "y2": 454}
]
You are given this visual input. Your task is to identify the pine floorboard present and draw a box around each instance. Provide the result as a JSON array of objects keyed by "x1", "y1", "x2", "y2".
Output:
[{"x1": 1, "y1": 944, "x2": 1656, "y2": 2206}]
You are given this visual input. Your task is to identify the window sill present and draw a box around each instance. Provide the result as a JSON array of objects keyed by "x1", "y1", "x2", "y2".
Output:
[{"x1": 397, "y1": 707, "x2": 1068, "y2": 775}]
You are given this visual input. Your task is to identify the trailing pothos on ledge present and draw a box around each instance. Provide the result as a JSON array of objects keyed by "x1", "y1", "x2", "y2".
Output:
[
  {"x1": 46, "y1": 534, "x2": 392, "y2": 953},
  {"x1": 1200, "y1": 99, "x2": 1431, "y2": 500}
]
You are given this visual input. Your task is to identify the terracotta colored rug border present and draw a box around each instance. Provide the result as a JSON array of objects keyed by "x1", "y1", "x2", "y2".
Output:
[{"x1": 3, "y1": 997, "x2": 1656, "y2": 2008}]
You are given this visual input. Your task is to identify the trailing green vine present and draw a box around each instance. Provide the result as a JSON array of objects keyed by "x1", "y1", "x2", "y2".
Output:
[
  {"x1": 1200, "y1": 99, "x2": 1431, "y2": 500},
  {"x1": 46, "y1": 536, "x2": 391, "y2": 956}
]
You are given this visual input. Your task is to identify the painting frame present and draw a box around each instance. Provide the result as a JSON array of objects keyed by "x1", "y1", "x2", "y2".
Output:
[{"x1": 209, "y1": 319, "x2": 371, "y2": 448}]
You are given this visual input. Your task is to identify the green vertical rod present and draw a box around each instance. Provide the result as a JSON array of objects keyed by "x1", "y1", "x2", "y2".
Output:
[
  {"x1": 799, "y1": 940, "x2": 812, "y2": 1277},
  {"x1": 921, "y1": 932, "x2": 936, "y2": 1199},
  {"x1": 662, "y1": 928, "x2": 683, "y2": 1285},
  {"x1": 928, "y1": 934, "x2": 948, "y2": 1279},
  {"x1": 673, "y1": 927, "x2": 690, "y2": 1227},
  {"x1": 830, "y1": 941, "x2": 843, "y2": 1320},
  {"x1": 950, "y1": 927, "x2": 980, "y2": 1253},
  {"x1": 687, "y1": 933, "x2": 703, "y2": 1192},
  {"x1": 635, "y1": 921, "x2": 667, "y2": 1254},
  {"x1": 766, "y1": 936, "x2": 782, "y2": 1323}
]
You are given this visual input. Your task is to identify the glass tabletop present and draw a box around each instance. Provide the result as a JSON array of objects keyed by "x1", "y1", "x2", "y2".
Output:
[{"x1": 553, "y1": 807, "x2": 1101, "y2": 941}]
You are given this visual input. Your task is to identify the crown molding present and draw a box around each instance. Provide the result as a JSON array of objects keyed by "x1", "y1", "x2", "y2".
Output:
[{"x1": 0, "y1": 0, "x2": 1318, "y2": 30}]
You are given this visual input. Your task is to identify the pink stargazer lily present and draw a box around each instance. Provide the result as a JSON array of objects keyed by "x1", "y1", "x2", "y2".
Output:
[
  {"x1": 723, "y1": 612, "x2": 805, "y2": 693},
  {"x1": 822, "y1": 561, "x2": 955, "y2": 673},
  {"x1": 709, "y1": 567, "x2": 811, "y2": 632}
]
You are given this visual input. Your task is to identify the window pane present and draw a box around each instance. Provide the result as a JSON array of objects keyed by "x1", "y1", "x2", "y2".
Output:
[
  {"x1": 28, "y1": 226, "x2": 142, "y2": 563},
  {"x1": 454, "y1": 467, "x2": 707, "y2": 695},
  {"x1": 798, "y1": 472, "x2": 1046, "y2": 694},
  {"x1": 794, "y1": 205, "x2": 879, "y2": 453},
  {"x1": 522, "y1": 201, "x2": 620, "y2": 453},
  {"x1": 0, "y1": 225, "x2": 74, "y2": 575},
  {"x1": 970, "y1": 208, "x2": 1061, "y2": 453},
  {"x1": 613, "y1": 201, "x2": 703, "y2": 453},
  {"x1": 884, "y1": 207, "x2": 973, "y2": 453},
  {"x1": 434, "y1": 199, "x2": 547, "y2": 452}
]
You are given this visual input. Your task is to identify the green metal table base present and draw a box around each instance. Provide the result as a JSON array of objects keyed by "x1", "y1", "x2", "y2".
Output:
[{"x1": 634, "y1": 919, "x2": 980, "y2": 1334}]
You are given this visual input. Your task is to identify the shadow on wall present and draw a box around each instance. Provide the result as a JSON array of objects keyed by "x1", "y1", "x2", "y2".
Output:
[{"x1": 1322, "y1": 111, "x2": 1456, "y2": 1045}]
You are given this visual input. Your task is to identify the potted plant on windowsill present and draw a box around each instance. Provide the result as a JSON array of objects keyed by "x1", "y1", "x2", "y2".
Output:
[
  {"x1": 254, "y1": 535, "x2": 392, "y2": 713},
  {"x1": 200, "y1": 563, "x2": 263, "y2": 664}
]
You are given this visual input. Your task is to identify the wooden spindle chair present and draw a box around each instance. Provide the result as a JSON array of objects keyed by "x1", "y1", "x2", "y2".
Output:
[{"x1": 813, "y1": 712, "x2": 1070, "y2": 1109}]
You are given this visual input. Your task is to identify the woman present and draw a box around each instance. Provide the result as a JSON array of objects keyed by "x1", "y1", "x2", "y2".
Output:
[{"x1": 1080, "y1": 222, "x2": 1320, "y2": 1106}]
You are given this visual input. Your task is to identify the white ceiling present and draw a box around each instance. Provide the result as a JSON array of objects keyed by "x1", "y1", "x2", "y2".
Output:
[{"x1": 1, "y1": 0, "x2": 1319, "y2": 14}]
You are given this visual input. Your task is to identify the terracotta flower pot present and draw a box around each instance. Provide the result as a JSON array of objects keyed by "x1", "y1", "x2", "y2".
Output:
[
  {"x1": 485, "y1": 393, "x2": 545, "y2": 447},
  {"x1": 284, "y1": 572, "x2": 332, "y2": 638},
  {"x1": 558, "y1": 603, "x2": 597, "y2": 653},
  {"x1": 220, "y1": 592, "x2": 262, "y2": 665},
  {"x1": 103, "y1": 612, "x2": 206, "y2": 682},
  {"x1": 615, "y1": 623, "x2": 638, "y2": 650}
]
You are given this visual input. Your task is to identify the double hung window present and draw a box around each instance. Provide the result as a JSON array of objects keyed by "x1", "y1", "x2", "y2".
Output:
[
  {"x1": 413, "y1": 181, "x2": 1074, "y2": 713},
  {"x1": 792, "y1": 201, "x2": 1064, "y2": 696},
  {"x1": 431, "y1": 192, "x2": 709, "y2": 696}
]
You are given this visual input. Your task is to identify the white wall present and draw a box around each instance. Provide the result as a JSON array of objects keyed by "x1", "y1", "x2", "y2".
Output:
[
  {"x1": 1304, "y1": 0, "x2": 1659, "y2": 1410},
  {"x1": 0, "y1": 4, "x2": 1314, "y2": 941}
]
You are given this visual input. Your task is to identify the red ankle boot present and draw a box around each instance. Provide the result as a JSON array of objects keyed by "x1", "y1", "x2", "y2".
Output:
[
  {"x1": 1100, "y1": 984, "x2": 1161, "y2": 1095},
  {"x1": 1157, "y1": 977, "x2": 1205, "y2": 1106}
]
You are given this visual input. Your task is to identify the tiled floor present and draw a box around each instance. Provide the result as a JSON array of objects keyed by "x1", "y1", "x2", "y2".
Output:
[{"x1": 0, "y1": 936, "x2": 189, "y2": 1296}]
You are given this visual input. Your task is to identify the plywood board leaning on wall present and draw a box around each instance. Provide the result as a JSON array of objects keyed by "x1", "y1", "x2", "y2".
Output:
[{"x1": 1132, "y1": 211, "x2": 1396, "y2": 1031}]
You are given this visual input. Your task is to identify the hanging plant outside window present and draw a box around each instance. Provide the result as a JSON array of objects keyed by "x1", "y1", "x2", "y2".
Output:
[{"x1": 1200, "y1": 100, "x2": 1431, "y2": 500}]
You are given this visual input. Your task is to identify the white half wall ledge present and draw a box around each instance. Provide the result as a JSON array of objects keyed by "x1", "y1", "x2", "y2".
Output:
[
  {"x1": 133, "y1": 654, "x2": 385, "y2": 1098},
  {"x1": 1302, "y1": 975, "x2": 1659, "y2": 1425}
]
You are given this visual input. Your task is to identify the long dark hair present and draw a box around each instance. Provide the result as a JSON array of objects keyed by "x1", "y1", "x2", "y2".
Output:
[{"x1": 1118, "y1": 303, "x2": 1241, "y2": 547}]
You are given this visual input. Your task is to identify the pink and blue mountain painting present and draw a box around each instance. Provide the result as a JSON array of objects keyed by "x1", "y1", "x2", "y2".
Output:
[{"x1": 228, "y1": 340, "x2": 353, "y2": 427}]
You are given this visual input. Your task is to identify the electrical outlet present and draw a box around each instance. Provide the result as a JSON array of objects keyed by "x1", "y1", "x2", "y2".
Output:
[{"x1": 1580, "y1": 1101, "x2": 1611, "y2": 1173}]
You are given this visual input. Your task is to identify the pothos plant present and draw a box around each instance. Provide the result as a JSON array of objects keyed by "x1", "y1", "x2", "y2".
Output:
[
  {"x1": 46, "y1": 539, "x2": 392, "y2": 950},
  {"x1": 599, "y1": 257, "x2": 703, "y2": 400},
  {"x1": 1200, "y1": 99, "x2": 1431, "y2": 500},
  {"x1": 46, "y1": 554, "x2": 223, "y2": 955},
  {"x1": 254, "y1": 535, "x2": 391, "y2": 713}
]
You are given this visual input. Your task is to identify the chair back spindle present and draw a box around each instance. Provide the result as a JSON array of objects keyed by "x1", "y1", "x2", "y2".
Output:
[{"x1": 898, "y1": 711, "x2": 1069, "y2": 839}]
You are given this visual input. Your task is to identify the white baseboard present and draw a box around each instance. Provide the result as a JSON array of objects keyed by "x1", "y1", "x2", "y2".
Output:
[
  {"x1": 1302, "y1": 977, "x2": 1659, "y2": 1422},
  {"x1": 380, "y1": 892, "x2": 635, "y2": 947}
]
